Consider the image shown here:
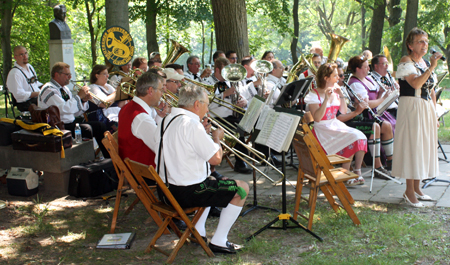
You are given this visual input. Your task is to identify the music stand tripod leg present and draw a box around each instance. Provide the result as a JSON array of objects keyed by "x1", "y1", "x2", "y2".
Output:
[{"x1": 241, "y1": 154, "x2": 280, "y2": 217}]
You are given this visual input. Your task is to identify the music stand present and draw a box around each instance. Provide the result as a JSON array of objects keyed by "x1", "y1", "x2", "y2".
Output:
[
  {"x1": 246, "y1": 107, "x2": 322, "y2": 242},
  {"x1": 0, "y1": 68, "x2": 15, "y2": 118}
]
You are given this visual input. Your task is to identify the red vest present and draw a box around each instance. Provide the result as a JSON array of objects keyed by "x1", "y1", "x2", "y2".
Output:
[{"x1": 118, "y1": 100, "x2": 156, "y2": 166}]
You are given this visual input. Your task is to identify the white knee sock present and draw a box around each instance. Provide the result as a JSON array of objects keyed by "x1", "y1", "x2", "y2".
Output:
[
  {"x1": 368, "y1": 138, "x2": 380, "y2": 158},
  {"x1": 210, "y1": 204, "x2": 242, "y2": 247},
  {"x1": 194, "y1": 207, "x2": 210, "y2": 237},
  {"x1": 381, "y1": 138, "x2": 394, "y2": 157}
]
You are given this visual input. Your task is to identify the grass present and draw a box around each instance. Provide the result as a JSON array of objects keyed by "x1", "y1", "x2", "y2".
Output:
[{"x1": 1, "y1": 194, "x2": 450, "y2": 264}]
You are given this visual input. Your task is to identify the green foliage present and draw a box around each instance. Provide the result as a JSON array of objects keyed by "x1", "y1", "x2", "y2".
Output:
[{"x1": 9, "y1": 1, "x2": 53, "y2": 82}]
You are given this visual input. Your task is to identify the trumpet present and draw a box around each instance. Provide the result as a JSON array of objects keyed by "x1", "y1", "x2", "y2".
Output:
[{"x1": 71, "y1": 81, "x2": 112, "y2": 108}]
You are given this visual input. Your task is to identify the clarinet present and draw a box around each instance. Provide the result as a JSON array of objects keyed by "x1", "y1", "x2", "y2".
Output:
[{"x1": 343, "y1": 81, "x2": 383, "y2": 124}]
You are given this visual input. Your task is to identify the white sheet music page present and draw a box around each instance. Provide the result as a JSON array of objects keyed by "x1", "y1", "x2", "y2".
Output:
[
  {"x1": 266, "y1": 113, "x2": 295, "y2": 152},
  {"x1": 238, "y1": 96, "x2": 265, "y2": 133},
  {"x1": 255, "y1": 106, "x2": 273, "y2": 130},
  {"x1": 254, "y1": 111, "x2": 278, "y2": 145}
]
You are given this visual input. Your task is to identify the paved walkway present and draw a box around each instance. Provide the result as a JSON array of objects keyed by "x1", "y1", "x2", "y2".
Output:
[{"x1": 217, "y1": 145, "x2": 450, "y2": 208}]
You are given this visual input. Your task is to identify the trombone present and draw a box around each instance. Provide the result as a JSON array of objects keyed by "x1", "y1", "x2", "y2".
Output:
[{"x1": 71, "y1": 81, "x2": 112, "y2": 108}]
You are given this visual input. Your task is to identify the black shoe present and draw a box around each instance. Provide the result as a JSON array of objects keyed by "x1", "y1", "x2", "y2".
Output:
[
  {"x1": 210, "y1": 171, "x2": 225, "y2": 180},
  {"x1": 208, "y1": 241, "x2": 243, "y2": 254},
  {"x1": 374, "y1": 167, "x2": 391, "y2": 180},
  {"x1": 386, "y1": 160, "x2": 392, "y2": 171},
  {"x1": 194, "y1": 236, "x2": 208, "y2": 245},
  {"x1": 234, "y1": 161, "x2": 252, "y2": 174},
  {"x1": 172, "y1": 219, "x2": 187, "y2": 231},
  {"x1": 270, "y1": 154, "x2": 283, "y2": 167},
  {"x1": 208, "y1": 206, "x2": 222, "y2": 218}
]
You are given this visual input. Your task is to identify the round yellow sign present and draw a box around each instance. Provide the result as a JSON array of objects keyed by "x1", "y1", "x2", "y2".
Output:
[{"x1": 101, "y1": 26, "x2": 135, "y2": 66}]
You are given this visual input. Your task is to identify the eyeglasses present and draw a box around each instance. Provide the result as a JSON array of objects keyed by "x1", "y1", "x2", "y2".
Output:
[
  {"x1": 60, "y1": 72, "x2": 71, "y2": 76},
  {"x1": 167, "y1": 80, "x2": 180, "y2": 84},
  {"x1": 199, "y1": 99, "x2": 209, "y2": 104},
  {"x1": 376, "y1": 63, "x2": 389, "y2": 66},
  {"x1": 338, "y1": 74, "x2": 344, "y2": 78},
  {"x1": 415, "y1": 40, "x2": 429, "y2": 45},
  {"x1": 229, "y1": 57, "x2": 238, "y2": 60},
  {"x1": 189, "y1": 62, "x2": 201, "y2": 66}
]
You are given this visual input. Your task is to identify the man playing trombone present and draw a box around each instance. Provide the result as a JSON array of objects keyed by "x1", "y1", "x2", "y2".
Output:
[
  {"x1": 38, "y1": 62, "x2": 109, "y2": 158},
  {"x1": 154, "y1": 84, "x2": 249, "y2": 254}
]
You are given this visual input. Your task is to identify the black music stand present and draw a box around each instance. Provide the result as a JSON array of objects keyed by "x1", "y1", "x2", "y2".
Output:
[
  {"x1": 245, "y1": 105, "x2": 322, "y2": 242},
  {"x1": 0, "y1": 68, "x2": 15, "y2": 118}
]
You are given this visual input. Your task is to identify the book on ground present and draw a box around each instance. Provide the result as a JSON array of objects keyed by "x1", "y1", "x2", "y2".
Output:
[{"x1": 97, "y1": 232, "x2": 135, "y2": 249}]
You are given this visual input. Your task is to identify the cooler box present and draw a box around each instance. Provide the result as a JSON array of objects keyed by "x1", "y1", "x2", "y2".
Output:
[{"x1": 6, "y1": 167, "x2": 39, "y2": 196}]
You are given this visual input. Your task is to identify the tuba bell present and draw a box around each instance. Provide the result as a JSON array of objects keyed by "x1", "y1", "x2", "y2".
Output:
[
  {"x1": 162, "y1": 39, "x2": 189, "y2": 67},
  {"x1": 327, "y1": 33, "x2": 350, "y2": 63}
]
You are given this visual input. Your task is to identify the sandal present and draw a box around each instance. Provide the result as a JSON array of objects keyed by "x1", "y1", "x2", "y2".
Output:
[{"x1": 346, "y1": 178, "x2": 359, "y2": 186}]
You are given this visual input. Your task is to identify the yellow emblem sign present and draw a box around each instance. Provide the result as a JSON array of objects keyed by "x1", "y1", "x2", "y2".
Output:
[{"x1": 101, "y1": 26, "x2": 134, "y2": 66}]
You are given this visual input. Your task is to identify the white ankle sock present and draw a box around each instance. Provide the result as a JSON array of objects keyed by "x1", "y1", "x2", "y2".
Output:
[
  {"x1": 210, "y1": 204, "x2": 242, "y2": 247},
  {"x1": 194, "y1": 207, "x2": 210, "y2": 237}
]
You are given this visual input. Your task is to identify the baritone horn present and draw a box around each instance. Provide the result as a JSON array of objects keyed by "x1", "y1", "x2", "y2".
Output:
[
  {"x1": 70, "y1": 80, "x2": 112, "y2": 108},
  {"x1": 250, "y1": 60, "x2": 273, "y2": 97},
  {"x1": 286, "y1": 54, "x2": 316, "y2": 83},
  {"x1": 222, "y1": 64, "x2": 247, "y2": 117}
]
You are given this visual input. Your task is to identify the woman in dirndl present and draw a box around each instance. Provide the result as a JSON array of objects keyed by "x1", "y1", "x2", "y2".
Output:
[
  {"x1": 305, "y1": 63, "x2": 367, "y2": 186},
  {"x1": 392, "y1": 27, "x2": 442, "y2": 207}
]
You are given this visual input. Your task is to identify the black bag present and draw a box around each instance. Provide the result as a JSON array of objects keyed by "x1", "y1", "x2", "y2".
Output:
[
  {"x1": 11, "y1": 129, "x2": 72, "y2": 152},
  {"x1": 0, "y1": 122, "x2": 22, "y2": 146},
  {"x1": 68, "y1": 158, "x2": 118, "y2": 198}
]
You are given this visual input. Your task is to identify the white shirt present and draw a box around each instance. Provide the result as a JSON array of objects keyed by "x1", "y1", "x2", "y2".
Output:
[
  {"x1": 154, "y1": 107, "x2": 219, "y2": 186},
  {"x1": 89, "y1": 83, "x2": 120, "y2": 122},
  {"x1": 349, "y1": 77, "x2": 380, "y2": 101},
  {"x1": 371, "y1": 71, "x2": 398, "y2": 109},
  {"x1": 6, "y1": 62, "x2": 43, "y2": 103},
  {"x1": 204, "y1": 75, "x2": 234, "y2": 118},
  {"x1": 108, "y1": 71, "x2": 125, "y2": 88},
  {"x1": 131, "y1": 96, "x2": 162, "y2": 152},
  {"x1": 239, "y1": 76, "x2": 258, "y2": 103},
  {"x1": 184, "y1": 70, "x2": 205, "y2": 82},
  {"x1": 38, "y1": 79, "x2": 88, "y2": 123},
  {"x1": 265, "y1": 74, "x2": 284, "y2": 107}
]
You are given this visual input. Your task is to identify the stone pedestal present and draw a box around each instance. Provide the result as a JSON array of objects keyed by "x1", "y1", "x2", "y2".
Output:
[
  {"x1": 0, "y1": 141, "x2": 95, "y2": 194},
  {"x1": 48, "y1": 39, "x2": 76, "y2": 91}
]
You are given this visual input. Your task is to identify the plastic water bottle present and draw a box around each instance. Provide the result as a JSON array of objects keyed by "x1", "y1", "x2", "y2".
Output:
[{"x1": 74, "y1": 123, "x2": 82, "y2": 144}]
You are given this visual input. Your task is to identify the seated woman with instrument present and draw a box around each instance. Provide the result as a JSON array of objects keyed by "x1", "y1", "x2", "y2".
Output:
[
  {"x1": 88, "y1": 64, "x2": 125, "y2": 132},
  {"x1": 347, "y1": 55, "x2": 396, "y2": 132},
  {"x1": 305, "y1": 63, "x2": 367, "y2": 186}
]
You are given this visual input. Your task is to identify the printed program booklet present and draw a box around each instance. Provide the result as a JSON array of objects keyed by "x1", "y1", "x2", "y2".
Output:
[{"x1": 96, "y1": 232, "x2": 135, "y2": 249}]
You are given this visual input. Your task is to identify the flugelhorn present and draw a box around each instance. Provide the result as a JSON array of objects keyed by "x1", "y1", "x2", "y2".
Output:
[{"x1": 71, "y1": 81, "x2": 112, "y2": 108}]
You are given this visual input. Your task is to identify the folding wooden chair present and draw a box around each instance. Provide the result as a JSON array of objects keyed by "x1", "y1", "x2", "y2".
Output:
[
  {"x1": 292, "y1": 121, "x2": 361, "y2": 230},
  {"x1": 102, "y1": 132, "x2": 168, "y2": 235},
  {"x1": 125, "y1": 158, "x2": 214, "y2": 264}
]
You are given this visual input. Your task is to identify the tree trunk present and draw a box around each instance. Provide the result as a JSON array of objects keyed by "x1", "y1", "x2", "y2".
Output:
[
  {"x1": 105, "y1": 0, "x2": 129, "y2": 31},
  {"x1": 402, "y1": 0, "x2": 419, "y2": 56},
  {"x1": 0, "y1": 0, "x2": 14, "y2": 83},
  {"x1": 291, "y1": 0, "x2": 299, "y2": 64},
  {"x1": 201, "y1": 21, "x2": 205, "y2": 68},
  {"x1": 211, "y1": 0, "x2": 249, "y2": 61},
  {"x1": 368, "y1": 0, "x2": 386, "y2": 55},
  {"x1": 361, "y1": 5, "x2": 366, "y2": 51},
  {"x1": 444, "y1": 26, "x2": 450, "y2": 73},
  {"x1": 146, "y1": 0, "x2": 159, "y2": 58},
  {"x1": 209, "y1": 29, "x2": 214, "y2": 64},
  {"x1": 387, "y1": 0, "x2": 402, "y2": 62},
  {"x1": 85, "y1": 1, "x2": 97, "y2": 66}
]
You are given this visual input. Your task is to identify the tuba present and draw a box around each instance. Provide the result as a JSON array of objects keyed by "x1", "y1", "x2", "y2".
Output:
[
  {"x1": 162, "y1": 39, "x2": 189, "y2": 67},
  {"x1": 327, "y1": 33, "x2": 350, "y2": 63},
  {"x1": 286, "y1": 54, "x2": 317, "y2": 83}
]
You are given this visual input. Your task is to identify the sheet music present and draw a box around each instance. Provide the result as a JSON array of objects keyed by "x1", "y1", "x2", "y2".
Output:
[
  {"x1": 238, "y1": 96, "x2": 265, "y2": 133},
  {"x1": 255, "y1": 106, "x2": 274, "y2": 130},
  {"x1": 266, "y1": 113, "x2": 297, "y2": 153},
  {"x1": 255, "y1": 111, "x2": 278, "y2": 145}
]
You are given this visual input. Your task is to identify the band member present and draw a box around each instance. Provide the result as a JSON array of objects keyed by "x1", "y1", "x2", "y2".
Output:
[
  {"x1": 132, "y1": 57, "x2": 148, "y2": 76},
  {"x1": 38, "y1": 62, "x2": 109, "y2": 158},
  {"x1": 108, "y1": 61, "x2": 132, "y2": 88},
  {"x1": 362, "y1": 50, "x2": 373, "y2": 61},
  {"x1": 305, "y1": 63, "x2": 367, "y2": 186},
  {"x1": 299, "y1": 53, "x2": 322, "y2": 82},
  {"x1": 347, "y1": 55, "x2": 396, "y2": 131},
  {"x1": 310, "y1": 46, "x2": 327, "y2": 64},
  {"x1": 336, "y1": 65, "x2": 393, "y2": 177},
  {"x1": 392, "y1": 27, "x2": 441, "y2": 207},
  {"x1": 88, "y1": 65, "x2": 124, "y2": 132},
  {"x1": 205, "y1": 57, "x2": 252, "y2": 174},
  {"x1": 6, "y1": 46, "x2": 43, "y2": 111},
  {"x1": 226, "y1": 50, "x2": 238, "y2": 64},
  {"x1": 264, "y1": 60, "x2": 284, "y2": 108},
  {"x1": 261, "y1": 51, "x2": 274, "y2": 62},
  {"x1": 162, "y1": 68, "x2": 184, "y2": 95},
  {"x1": 154, "y1": 84, "x2": 248, "y2": 254},
  {"x1": 371, "y1": 54, "x2": 399, "y2": 118},
  {"x1": 184, "y1": 55, "x2": 212, "y2": 81},
  {"x1": 118, "y1": 71, "x2": 167, "y2": 167}
]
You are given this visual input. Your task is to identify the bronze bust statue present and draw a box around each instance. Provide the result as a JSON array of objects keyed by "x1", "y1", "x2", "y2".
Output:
[{"x1": 49, "y1": 4, "x2": 71, "y2": 40}]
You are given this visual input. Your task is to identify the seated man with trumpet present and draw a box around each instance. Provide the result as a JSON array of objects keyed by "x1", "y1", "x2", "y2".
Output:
[
  {"x1": 38, "y1": 62, "x2": 109, "y2": 158},
  {"x1": 132, "y1": 57, "x2": 149, "y2": 76},
  {"x1": 154, "y1": 84, "x2": 248, "y2": 254},
  {"x1": 184, "y1": 55, "x2": 212, "y2": 82},
  {"x1": 108, "y1": 61, "x2": 131, "y2": 89},
  {"x1": 370, "y1": 54, "x2": 399, "y2": 118},
  {"x1": 204, "y1": 57, "x2": 252, "y2": 174}
]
